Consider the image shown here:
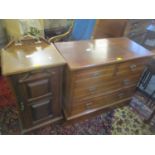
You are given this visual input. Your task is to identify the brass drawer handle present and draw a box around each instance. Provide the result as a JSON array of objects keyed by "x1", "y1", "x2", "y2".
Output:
[
  {"x1": 88, "y1": 87, "x2": 97, "y2": 93},
  {"x1": 91, "y1": 72, "x2": 100, "y2": 77},
  {"x1": 118, "y1": 93, "x2": 125, "y2": 98},
  {"x1": 130, "y1": 64, "x2": 137, "y2": 71},
  {"x1": 85, "y1": 102, "x2": 93, "y2": 110},
  {"x1": 123, "y1": 79, "x2": 130, "y2": 85}
]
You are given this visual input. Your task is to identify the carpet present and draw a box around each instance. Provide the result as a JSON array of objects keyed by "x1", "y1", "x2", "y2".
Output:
[
  {"x1": 0, "y1": 105, "x2": 20, "y2": 135},
  {"x1": 29, "y1": 111, "x2": 114, "y2": 135},
  {"x1": 111, "y1": 106, "x2": 154, "y2": 135},
  {"x1": 0, "y1": 105, "x2": 114, "y2": 135},
  {"x1": 0, "y1": 105, "x2": 154, "y2": 135},
  {"x1": 0, "y1": 77, "x2": 16, "y2": 108}
]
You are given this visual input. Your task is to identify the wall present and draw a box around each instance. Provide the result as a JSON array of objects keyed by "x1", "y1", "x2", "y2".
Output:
[
  {"x1": 4, "y1": 19, "x2": 44, "y2": 40},
  {"x1": 4, "y1": 19, "x2": 21, "y2": 40}
]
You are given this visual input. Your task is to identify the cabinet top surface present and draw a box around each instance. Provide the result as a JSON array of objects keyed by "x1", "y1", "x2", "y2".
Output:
[
  {"x1": 55, "y1": 37, "x2": 154, "y2": 70},
  {"x1": 1, "y1": 38, "x2": 66, "y2": 76}
]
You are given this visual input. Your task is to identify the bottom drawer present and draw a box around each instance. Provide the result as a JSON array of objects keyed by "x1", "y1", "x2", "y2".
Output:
[{"x1": 71, "y1": 86, "x2": 136, "y2": 115}]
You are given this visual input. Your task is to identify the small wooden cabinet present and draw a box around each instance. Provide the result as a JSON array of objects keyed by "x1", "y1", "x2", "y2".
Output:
[
  {"x1": 10, "y1": 67, "x2": 63, "y2": 130},
  {"x1": 55, "y1": 38, "x2": 154, "y2": 120},
  {"x1": 1, "y1": 37, "x2": 66, "y2": 133}
]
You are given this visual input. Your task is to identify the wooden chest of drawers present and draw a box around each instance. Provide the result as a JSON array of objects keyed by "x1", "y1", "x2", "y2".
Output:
[
  {"x1": 55, "y1": 38, "x2": 154, "y2": 120},
  {"x1": 1, "y1": 37, "x2": 66, "y2": 133}
]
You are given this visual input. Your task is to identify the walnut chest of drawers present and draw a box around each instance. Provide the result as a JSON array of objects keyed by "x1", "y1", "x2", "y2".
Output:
[
  {"x1": 1, "y1": 37, "x2": 66, "y2": 133},
  {"x1": 55, "y1": 37, "x2": 154, "y2": 120}
]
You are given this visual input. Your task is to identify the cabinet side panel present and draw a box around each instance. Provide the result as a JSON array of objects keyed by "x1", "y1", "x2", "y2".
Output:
[{"x1": 63, "y1": 66, "x2": 76, "y2": 116}]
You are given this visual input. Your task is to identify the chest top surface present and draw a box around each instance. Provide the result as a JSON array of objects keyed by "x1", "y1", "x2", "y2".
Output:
[
  {"x1": 1, "y1": 38, "x2": 66, "y2": 76},
  {"x1": 55, "y1": 37, "x2": 154, "y2": 70}
]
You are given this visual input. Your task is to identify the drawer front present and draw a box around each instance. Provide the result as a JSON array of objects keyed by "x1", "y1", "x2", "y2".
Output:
[
  {"x1": 73, "y1": 74, "x2": 140, "y2": 101},
  {"x1": 116, "y1": 58, "x2": 149, "y2": 76},
  {"x1": 74, "y1": 74, "x2": 116, "y2": 89},
  {"x1": 73, "y1": 81, "x2": 122, "y2": 100},
  {"x1": 105, "y1": 86, "x2": 135, "y2": 105},
  {"x1": 71, "y1": 86, "x2": 135, "y2": 115},
  {"x1": 71, "y1": 98, "x2": 106, "y2": 115},
  {"x1": 75, "y1": 64, "x2": 115, "y2": 81}
]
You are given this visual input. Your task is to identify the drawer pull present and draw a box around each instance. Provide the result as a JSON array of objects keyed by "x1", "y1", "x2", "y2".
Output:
[
  {"x1": 88, "y1": 87, "x2": 97, "y2": 93},
  {"x1": 123, "y1": 79, "x2": 130, "y2": 85},
  {"x1": 85, "y1": 102, "x2": 93, "y2": 109},
  {"x1": 118, "y1": 93, "x2": 125, "y2": 98},
  {"x1": 130, "y1": 64, "x2": 137, "y2": 71},
  {"x1": 91, "y1": 72, "x2": 100, "y2": 77}
]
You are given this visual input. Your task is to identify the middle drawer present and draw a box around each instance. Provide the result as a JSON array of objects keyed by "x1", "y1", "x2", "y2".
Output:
[{"x1": 73, "y1": 73, "x2": 141, "y2": 101}]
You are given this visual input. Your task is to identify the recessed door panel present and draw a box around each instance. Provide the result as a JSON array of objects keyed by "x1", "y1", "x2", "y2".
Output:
[
  {"x1": 27, "y1": 78, "x2": 50, "y2": 99},
  {"x1": 31, "y1": 99, "x2": 52, "y2": 122}
]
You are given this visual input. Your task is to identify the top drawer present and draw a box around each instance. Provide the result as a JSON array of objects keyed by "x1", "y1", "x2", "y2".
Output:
[
  {"x1": 116, "y1": 58, "x2": 149, "y2": 76},
  {"x1": 74, "y1": 64, "x2": 115, "y2": 81},
  {"x1": 73, "y1": 58, "x2": 149, "y2": 86}
]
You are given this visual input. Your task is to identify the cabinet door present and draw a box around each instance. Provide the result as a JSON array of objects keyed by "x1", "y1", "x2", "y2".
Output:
[{"x1": 13, "y1": 67, "x2": 63, "y2": 129}]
